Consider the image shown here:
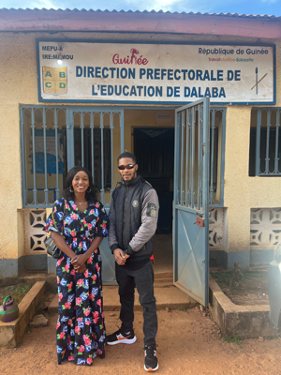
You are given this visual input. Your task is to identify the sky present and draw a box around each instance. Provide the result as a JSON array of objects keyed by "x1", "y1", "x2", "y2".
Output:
[{"x1": 0, "y1": 0, "x2": 281, "y2": 17}]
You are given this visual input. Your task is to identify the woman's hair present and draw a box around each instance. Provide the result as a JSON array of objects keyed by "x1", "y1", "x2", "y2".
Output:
[{"x1": 62, "y1": 166, "x2": 100, "y2": 203}]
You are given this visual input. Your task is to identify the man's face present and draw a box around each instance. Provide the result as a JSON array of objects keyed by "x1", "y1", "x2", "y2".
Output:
[{"x1": 118, "y1": 157, "x2": 138, "y2": 182}]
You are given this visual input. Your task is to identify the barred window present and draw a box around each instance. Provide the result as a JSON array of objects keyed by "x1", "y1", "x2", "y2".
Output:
[
  {"x1": 249, "y1": 109, "x2": 281, "y2": 176},
  {"x1": 21, "y1": 106, "x2": 124, "y2": 207}
]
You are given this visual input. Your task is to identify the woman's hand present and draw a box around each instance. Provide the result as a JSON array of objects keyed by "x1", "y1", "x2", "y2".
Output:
[
  {"x1": 75, "y1": 264, "x2": 87, "y2": 274},
  {"x1": 71, "y1": 254, "x2": 87, "y2": 269}
]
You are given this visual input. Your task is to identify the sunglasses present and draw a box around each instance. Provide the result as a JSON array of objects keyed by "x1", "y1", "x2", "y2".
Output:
[{"x1": 118, "y1": 164, "x2": 136, "y2": 171}]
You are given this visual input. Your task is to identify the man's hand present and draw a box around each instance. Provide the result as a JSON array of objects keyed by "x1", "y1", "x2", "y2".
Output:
[{"x1": 113, "y1": 248, "x2": 127, "y2": 266}]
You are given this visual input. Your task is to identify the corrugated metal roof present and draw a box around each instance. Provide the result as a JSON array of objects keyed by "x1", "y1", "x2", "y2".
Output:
[{"x1": 0, "y1": 8, "x2": 280, "y2": 19}]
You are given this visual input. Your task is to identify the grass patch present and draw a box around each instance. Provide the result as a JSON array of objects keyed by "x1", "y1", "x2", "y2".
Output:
[
  {"x1": 34, "y1": 299, "x2": 45, "y2": 316},
  {"x1": 0, "y1": 283, "x2": 34, "y2": 305},
  {"x1": 24, "y1": 326, "x2": 32, "y2": 334},
  {"x1": 211, "y1": 272, "x2": 233, "y2": 288},
  {"x1": 224, "y1": 330, "x2": 244, "y2": 349},
  {"x1": 265, "y1": 336, "x2": 278, "y2": 340},
  {"x1": 16, "y1": 340, "x2": 24, "y2": 348},
  {"x1": 179, "y1": 307, "x2": 187, "y2": 312},
  {"x1": 241, "y1": 272, "x2": 267, "y2": 280},
  {"x1": 211, "y1": 271, "x2": 267, "y2": 288}
]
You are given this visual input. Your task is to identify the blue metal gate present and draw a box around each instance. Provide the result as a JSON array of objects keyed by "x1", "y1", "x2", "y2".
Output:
[{"x1": 173, "y1": 98, "x2": 210, "y2": 306}]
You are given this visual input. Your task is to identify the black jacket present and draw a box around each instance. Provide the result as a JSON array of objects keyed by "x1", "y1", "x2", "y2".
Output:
[{"x1": 108, "y1": 175, "x2": 159, "y2": 261}]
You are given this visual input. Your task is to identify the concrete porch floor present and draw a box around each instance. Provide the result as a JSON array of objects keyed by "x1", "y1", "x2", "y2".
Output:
[
  {"x1": 153, "y1": 234, "x2": 173, "y2": 274},
  {"x1": 48, "y1": 283, "x2": 196, "y2": 313}
]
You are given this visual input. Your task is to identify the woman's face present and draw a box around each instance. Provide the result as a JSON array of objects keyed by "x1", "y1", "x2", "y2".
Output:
[{"x1": 72, "y1": 171, "x2": 90, "y2": 195}]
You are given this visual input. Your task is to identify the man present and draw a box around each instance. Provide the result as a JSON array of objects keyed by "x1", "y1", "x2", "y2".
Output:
[{"x1": 107, "y1": 152, "x2": 159, "y2": 372}]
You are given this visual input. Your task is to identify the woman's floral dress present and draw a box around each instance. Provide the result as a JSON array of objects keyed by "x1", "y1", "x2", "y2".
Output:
[{"x1": 44, "y1": 198, "x2": 109, "y2": 366}]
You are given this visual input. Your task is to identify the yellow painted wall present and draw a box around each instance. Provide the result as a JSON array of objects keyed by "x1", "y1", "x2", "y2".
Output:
[
  {"x1": 1, "y1": 30, "x2": 281, "y2": 267},
  {"x1": 224, "y1": 107, "x2": 252, "y2": 253}
]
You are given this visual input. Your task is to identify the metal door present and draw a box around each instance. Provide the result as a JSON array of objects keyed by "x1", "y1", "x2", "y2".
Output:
[
  {"x1": 173, "y1": 98, "x2": 210, "y2": 306},
  {"x1": 68, "y1": 107, "x2": 124, "y2": 284}
]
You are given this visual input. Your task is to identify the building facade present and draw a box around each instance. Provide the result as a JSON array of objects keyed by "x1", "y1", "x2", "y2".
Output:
[{"x1": 0, "y1": 9, "x2": 281, "y2": 282}]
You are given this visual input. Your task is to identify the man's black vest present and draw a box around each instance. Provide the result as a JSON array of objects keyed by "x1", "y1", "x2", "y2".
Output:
[{"x1": 112, "y1": 175, "x2": 154, "y2": 260}]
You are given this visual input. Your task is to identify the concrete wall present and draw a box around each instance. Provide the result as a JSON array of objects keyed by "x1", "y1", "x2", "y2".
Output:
[{"x1": 1, "y1": 30, "x2": 281, "y2": 277}]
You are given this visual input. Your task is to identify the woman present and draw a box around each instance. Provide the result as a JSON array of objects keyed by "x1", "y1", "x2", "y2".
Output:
[{"x1": 44, "y1": 166, "x2": 109, "y2": 366}]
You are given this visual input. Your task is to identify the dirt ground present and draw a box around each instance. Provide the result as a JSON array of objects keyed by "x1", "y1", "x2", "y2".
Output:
[
  {"x1": 211, "y1": 269, "x2": 269, "y2": 306},
  {"x1": 1, "y1": 307, "x2": 281, "y2": 375}
]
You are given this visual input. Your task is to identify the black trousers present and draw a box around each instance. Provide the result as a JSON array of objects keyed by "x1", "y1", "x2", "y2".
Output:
[{"x1": 115, "y1": 260, "x2": 157, "y2": 346}]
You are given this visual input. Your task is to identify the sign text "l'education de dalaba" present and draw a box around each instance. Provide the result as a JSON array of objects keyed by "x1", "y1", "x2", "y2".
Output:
[{"x1": 38, "y1": 42, "x2": 275, "y2": 104}]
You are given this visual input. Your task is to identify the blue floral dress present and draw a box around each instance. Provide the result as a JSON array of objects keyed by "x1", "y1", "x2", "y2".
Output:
[{"x1": 44, "y1": 198, "x2": 109, "y2": 366}]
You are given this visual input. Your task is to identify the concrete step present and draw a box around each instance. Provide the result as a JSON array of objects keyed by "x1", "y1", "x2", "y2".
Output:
[
  {"x1": 154, "y1": 272, "x2": 173, "y2": 287},
  {"x1": 48, "y1": 285, "x2": 197, "y2": 313},
  {"x1": 18, "y1": 271, "x2": 174, "y2": 287}
]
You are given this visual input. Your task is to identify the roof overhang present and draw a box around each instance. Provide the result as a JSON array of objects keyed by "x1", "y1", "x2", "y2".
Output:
[{"x1": 0, "y1": 9, "x2": 280, "y2": 39}]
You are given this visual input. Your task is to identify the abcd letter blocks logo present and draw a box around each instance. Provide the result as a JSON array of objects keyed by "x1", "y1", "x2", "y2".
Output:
[{"x1": 43, "y1": 66, "x2": 68, "y2": 95}]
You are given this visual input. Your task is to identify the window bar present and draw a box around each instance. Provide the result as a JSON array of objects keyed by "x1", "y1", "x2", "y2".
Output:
[
  {"x1": 255, "y1": 109, "x2": 262, "y2": 176},
  {"x1": 180, "y1": 111, "x2": 185, "y2": 206},
  {"x1": 210, "y1": 110, "x2": 216, "y2": 205},
  {"x1": 176, "y1": 112, "x2": 181, "y2": 205},
  {"x1": 42, "y1": 108, "x2": 49, "y2": 204},
  {"x1": 54, "y1": 109, "x2": 60, "y2": 200},
  {"x1": 120, "y1": 111, "x2": 124, "y2": 153},
  {"x1": 90, "y1": 112, "x2": 95, "y2": 183},
  {"x1": 66, "y1": 109, "x2": 75, "y2": 170},
  {"x1": 185, "y1": 108, "x2": 190, "y2": 207},
  {"x1": 197, "y1": 105, "x2": 203, "y2": 210},
  {"x1": 100, "y1": 114, "x2": 105, "y2": 204},
  {"x1": 31, "y1": 108, "x2": 37, "y2": 204},
  {"x1": 20, "y1": 108, "x2": 27, "y2": 207},
  {"x1": 191, "y1": 106, "x2": 196, "y2": 208},
  {"x1": 200, "y1": 104, "x2": 204, "y2": 209},
  {"x1": 202, "y1": 98, "x2": 210, "y2": 213},
  {"x1": 219, "y1": 109, "x2": 226, "y2": 206},
  {"x1": 265, "y1": 110, "x2": 271, "y2": 174},
  {"x1": 274, "y1": 109, "x2": 280, "y2": 174},
  {"x1": 110, "y1": 113, "x2": 114, "y2": 195},
  {"x1": 188, "y1": 110, "x2": 193, "y2": 207},
  {"x1": 80, "y1": 113, "x2": 85, "y2": 167}
]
